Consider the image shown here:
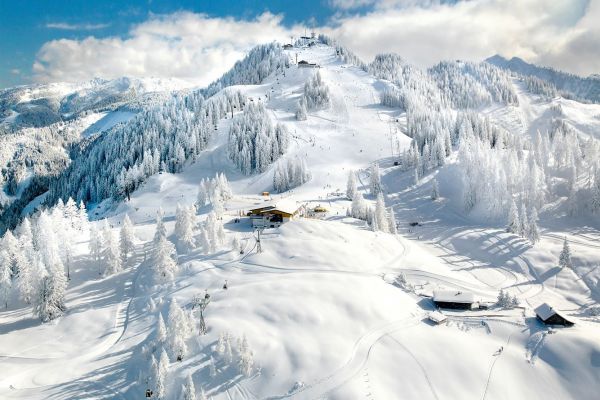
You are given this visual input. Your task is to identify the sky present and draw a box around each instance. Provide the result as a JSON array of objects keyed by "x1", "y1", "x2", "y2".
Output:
[{"x1": 0, "y1": 0, "x2": 598, "y2": 89}]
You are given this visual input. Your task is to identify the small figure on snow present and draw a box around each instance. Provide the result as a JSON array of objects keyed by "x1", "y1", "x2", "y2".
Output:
[{"x1": 223, "y1": 280, "x2": 228, "y2": 290}]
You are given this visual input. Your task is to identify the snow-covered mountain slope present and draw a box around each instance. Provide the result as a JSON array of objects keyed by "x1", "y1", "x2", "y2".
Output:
[
  {"x1": 1, "y1": 41, "x2": 599, "y2": 400},
  {"x1": 0, "y1": 76, "x2": 194, "y2": 230},
  {"x1": 486, "y1": 55, "x2": 600, "y2": 104}
]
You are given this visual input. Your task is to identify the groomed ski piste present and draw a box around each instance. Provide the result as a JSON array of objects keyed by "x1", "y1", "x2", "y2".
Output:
[{"x1": 1, "y1": 43, "x2": 600, "y2": 399}]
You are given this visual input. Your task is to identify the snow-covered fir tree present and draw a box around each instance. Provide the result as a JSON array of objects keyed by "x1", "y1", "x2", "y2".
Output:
[
  {"x1": 102, "y1": 230, "x2": 121, "y2": 276},
  {"x1": 182, "y1": 373, "x2": 196, "y2": 400},
  {"x1": 167, "y1": 298, "x2": 191, "y2": 361},
  {"x1": 238, "y1": 335, "x2": 255, "y2": 377},
  {"x1": 388, "y1": 207, "x2": 398, "y2": 234},
  {"x1": 351, "y1": 193, "x2": 368, "y2": 220},
  {"x1": 0, "y1": 250, "x2": 11, "y2": 308},
  {"x1": 175, "y1": 204, "x2": 196, "y2": 250},
  {"x1": 506, "y1": 199, "x2": 521, "y2": 234},
  {"x1": 89, "y1": 225, "x2": 103, "y2": 262},
  {"x1": 152, "y1": 235, "x2": 178, "y2": 283},
  {"x1": 558, "y1": 237, "x2": 573, "y2": 269},
  {"x1": 347, "y1": 170, "x2": 358, "y2": 200},
  {"x1": 374, "y1": 193, "x2": 389, "y2": 232},
  {"x1": 33, "y1": 260, "x2": 67, "y2": 322},
  {"x1": 120, "y1": 214, "x2": 136, "y2": 264},
  {"x1": 153, "y1": 208, "x2": 167, "y2": 245},
  {"x1": 527, "y1": 206, "x2": 540, "y2": 244},
  {"x1": 431, "y1": 179, "x2": 440, "y2": 200},
  {"x1": 369, "y1": 163, "x2": 382, "y2": 196}
]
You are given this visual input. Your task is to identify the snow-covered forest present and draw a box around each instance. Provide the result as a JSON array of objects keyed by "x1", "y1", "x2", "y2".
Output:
[
  {"x1": 228, "y1": 102, "x2": 289, "y2": 174},
  {"x1": 1, "y1": 35, "x2": 600, "y2": 400}
]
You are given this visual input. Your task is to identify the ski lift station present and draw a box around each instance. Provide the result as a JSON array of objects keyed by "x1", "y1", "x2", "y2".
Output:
[
  {"x1": 535, "y1": 303, "x2": 574, "y2": 326},
  {"x1": 433, "y1": 290, "x2": 476, "y2": 310},
  {"x1": 248, "y1": 200, "x2": 303, "y2": 229}
]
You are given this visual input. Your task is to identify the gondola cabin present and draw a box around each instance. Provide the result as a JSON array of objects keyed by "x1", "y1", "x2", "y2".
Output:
[
  {"x1": 433, "y1": 290, "x2": 475, "y2": 310},
  {"x1": 535, "y1": 303, "x2": 574, "y2": 326}
]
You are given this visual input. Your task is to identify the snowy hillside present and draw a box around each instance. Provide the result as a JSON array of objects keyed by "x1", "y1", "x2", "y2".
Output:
[{"x1": 1, "y1": 39, "x2": 599, "y2": 400}]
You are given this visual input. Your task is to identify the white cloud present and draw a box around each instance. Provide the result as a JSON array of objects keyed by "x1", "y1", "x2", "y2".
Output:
[
  {"x1": 323, "y1": 0, "x2": 599, "y2": 76},
  {"x1": 45, "y1": 22, "x2": 109, "y2": 30},
  {"x1": 34, "y1": 12, "x2": 294, "y2": 85},
  {"x1": 32, "y1": 2, "x2": 599, "y2": 86}
]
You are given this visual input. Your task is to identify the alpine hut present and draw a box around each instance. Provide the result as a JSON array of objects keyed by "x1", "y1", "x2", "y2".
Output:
[
  {"x1": 534, "y1": 303, "x2": 574, "y2": 326},
  {"x1": 248, "y1": 200, "x2": 302, "y2": 229},
  {"x1": 433, "y1": 290, "x2": 476, "y2": 310}
]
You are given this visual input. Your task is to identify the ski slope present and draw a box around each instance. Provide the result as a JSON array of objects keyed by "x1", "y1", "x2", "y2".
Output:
[{"x1": 1, "y1": 43, "x2": 599, "y2": 399}]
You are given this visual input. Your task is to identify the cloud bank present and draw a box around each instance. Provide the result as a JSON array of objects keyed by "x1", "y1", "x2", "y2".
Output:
[
  {"x1": 32, "y1": 1, "x2": 599, "y2": 86},
  {"x1": 34, "y1": 13, "x2": 294, "y2": 86}
]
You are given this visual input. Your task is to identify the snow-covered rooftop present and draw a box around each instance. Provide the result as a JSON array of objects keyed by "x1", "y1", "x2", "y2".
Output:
[
  {"x1": 428, "y1": 311, "x2": 447, "y2": 324},
  {"x1": 534, "y1": 303, "x2": 574, "y2": 323},
  {"x1": 433, "y1": 290, "x2": 475, "y2": 304}
]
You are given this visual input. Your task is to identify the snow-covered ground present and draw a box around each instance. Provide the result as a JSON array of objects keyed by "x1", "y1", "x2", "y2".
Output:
[{"x1": 1, "y1": 43, "x2": 599, "y2": 399}]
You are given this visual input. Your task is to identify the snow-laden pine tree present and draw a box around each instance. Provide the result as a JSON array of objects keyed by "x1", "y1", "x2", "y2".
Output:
[
  {"x1": 527, "y1": 206, "x2": 540, "y2": 244},
  {"x1": 149, "y1": 354, "x2": 160, "y2": 397},
  {"x1": 77, "y1": 201, "x2": 89, "y2": 231},
  {"x1": 175, "y1": 204, "x2": 196, "y2": 250},
  {"x1": 212, "y1": 195, "x2": 224, "y2": 219},
  {"x1": 152, "y1": 235, "x2": 178, "y2": 282},
  {"x1": 102, "y1": 230, "x2": 122, "y2": 276},
  {"x1": 346, "y1": 170, "x2": 358, "y2": 200},
  {"x1": 167, "y1": 298, "x2": 190, "y2": 361},
  {"x1": 238, "y1": 335, "x2": 254, "y2": 377},
  {"x1": 157, "y1": 349, "x2": 169, "y2": 398},
  {"x1": 351, "y1": 193, "x2": 367, "y2": 220},
  {"x1": 120, "y1": 214, "x2": 136, "y2": 264},
  {"x1": 154, "y1": 208, "x2": 166, "y2": 245},
  {"x1": 89, "y1": 225, "x2": 103, "y2": 262},
  {"x1": 199, "y1": 227, "x2": 211, "y2": 254},
  {"x1": 374, "y1": 193, "x2": 388, "y2": 233},
  {"x1": 388, "y1": 207, "x2": 398, "y2": 234},
  {"x1": 33, "y1": 260, "x2": 67, "y2": 322},
  {"x1": 64, "y1": 197, "x2": 79, "y2": 229},
  {"x1": 196, "y1": 178, "x2": 209, "y2": 208},
  {"x1": 558, "y1": 237, "x2": 573, "y2": 269},
  {"x1": 155, "y1": 312, "x2": 167, "y2": 351},
  {"x1": 519, "y1": 203, "x2": 529, "y2": 238},
  {"x1": 506, "y1": 199, "x2": 521, "y2": 234},
  {"x1": 0, "y1": 250, "x2": 12, "y2": 308},
  {"x1": 182, "y1": 373, "x2": 196, "y2": 400},
  {"x1": 431, "y1": 179, "x2": 440, "y2": 200},
  {"x1": 369, "y1": 163, "x2": 382, "y2": 196},
  {"x1": 231, "y1": 234, "x2": 241, "y2": 254}
]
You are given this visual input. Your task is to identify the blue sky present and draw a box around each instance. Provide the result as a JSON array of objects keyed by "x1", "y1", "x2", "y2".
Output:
[{"x1": 1, "y1": 0, "x2": 597, "y2": 89}]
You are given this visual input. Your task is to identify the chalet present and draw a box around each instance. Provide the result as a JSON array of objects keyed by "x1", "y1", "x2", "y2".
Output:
[
  {"x1": 298, "y1": 60, "x2": 319, "y2": 68},
  {"x1": 283, "y1": 44, "x2": 293, "y2": 49},
  {"x1": 248, "y1": 200, "x2": 302, "y2": 229},
  {"x1": 433, "y1": 290, "x2": 476, "y2": 310},
  {"x1": 535, "y1": 303, "x2": 574, "y2": 326}
]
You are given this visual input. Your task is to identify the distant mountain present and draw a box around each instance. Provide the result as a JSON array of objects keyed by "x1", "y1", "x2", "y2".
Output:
[
  {"x1": 0, "y1": 76, "x2": 191, "y2": 130},
  {"x1": 486, "y1": 55, "x2": 600, "y2": 103}
]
